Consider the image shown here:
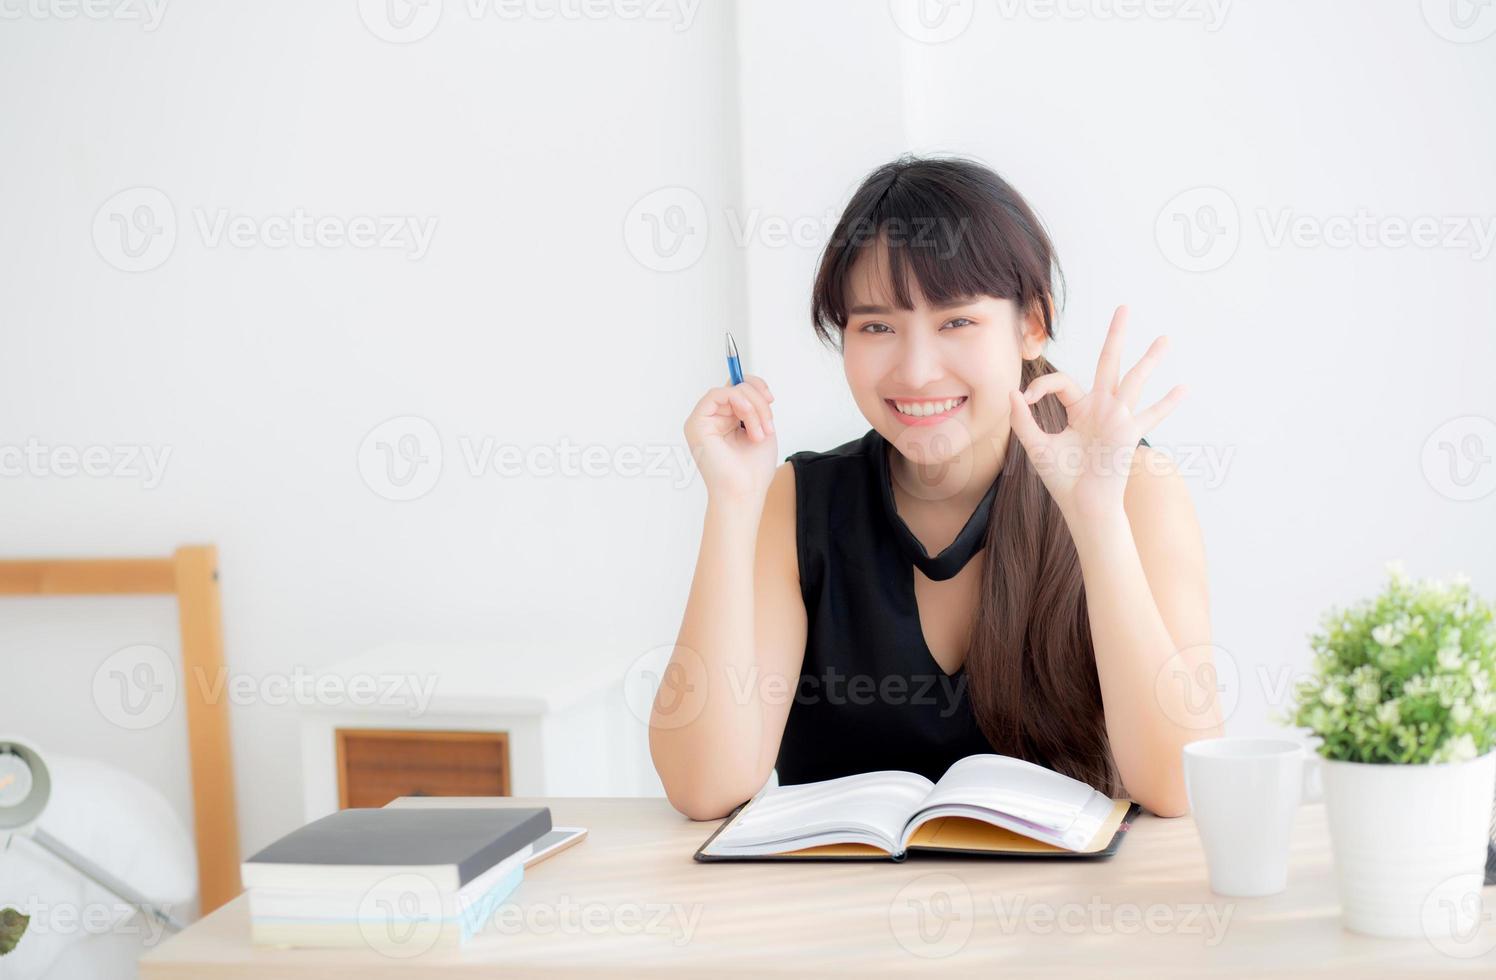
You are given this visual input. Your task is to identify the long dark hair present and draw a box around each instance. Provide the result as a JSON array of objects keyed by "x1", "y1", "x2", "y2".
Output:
[{"x1": 809, "y1": 154, "x2": 1119, "y2": 795}]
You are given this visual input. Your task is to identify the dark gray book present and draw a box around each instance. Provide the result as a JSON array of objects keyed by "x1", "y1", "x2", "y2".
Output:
[{"x1": 242, "y1": 807, "x2": 551, "y2": 892}]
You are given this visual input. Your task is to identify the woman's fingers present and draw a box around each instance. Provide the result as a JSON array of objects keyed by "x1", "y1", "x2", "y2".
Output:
[
  {"x1": 728, "y1": 383, "x2": 774, "y2": 440},
  {"x1": 735, "y1": 379, "x2": 775, "y2": 428},
  {"x1": 743, "y1": 374, "x2": 774, "y2": 402},
  {"x1": 690, "y1": 385, "x2": 768, "y2": 441},
  {"x1": 1092, "y1": 305, "x2": 1129, "y2": 396},
  {"x1": 1116, "y1": 334, "x2": 1169, "y2": 408},
  {"x1": 1008, "y1": 388, "x2": 1048, "y2": 450},
  {"x1": 1023, "y1": 371, "x2": 1086, "y2": 408},
  {"x1": 1133, "y1": 384, "x2": 1188, "y2": 433}
]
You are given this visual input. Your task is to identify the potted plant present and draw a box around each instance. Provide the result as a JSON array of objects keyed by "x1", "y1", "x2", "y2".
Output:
[{"x1": 1285, "y1": 560, "x2": 1496, "y2": 938}]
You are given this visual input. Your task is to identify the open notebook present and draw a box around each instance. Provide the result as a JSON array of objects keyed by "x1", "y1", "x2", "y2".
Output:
[{"x1": 696, "y1": 754, "x2": 1141, "y2": 861}]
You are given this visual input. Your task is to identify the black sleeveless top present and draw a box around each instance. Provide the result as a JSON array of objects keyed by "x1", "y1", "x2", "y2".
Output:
[{"x1": 774, "y1": 427, "x2": 1148, "y2": 785}]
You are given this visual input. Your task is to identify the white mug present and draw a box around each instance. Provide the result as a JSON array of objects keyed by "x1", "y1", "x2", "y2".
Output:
[{"x1": 1182, "y1": 737, "x2": 1322, "y2": 897}]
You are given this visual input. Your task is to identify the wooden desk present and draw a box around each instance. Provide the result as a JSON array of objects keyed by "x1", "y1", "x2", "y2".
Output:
[{"x1": 140, "y1": 796, "x2": 1496, "y2": 977}]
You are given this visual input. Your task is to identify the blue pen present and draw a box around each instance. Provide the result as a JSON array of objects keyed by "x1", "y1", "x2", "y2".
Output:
[{"x1": 725, "y1": 332, "x2": 745, "y2": 430}]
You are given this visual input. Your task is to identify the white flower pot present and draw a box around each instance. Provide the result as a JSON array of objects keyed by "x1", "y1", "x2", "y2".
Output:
[{"x1": 1321, "y1": 750, "x2": 1496, "y2": 937}]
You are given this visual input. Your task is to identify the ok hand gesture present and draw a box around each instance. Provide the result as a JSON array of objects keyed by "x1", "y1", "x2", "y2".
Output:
[{"x1": 1007, "y1": 305, "x2": 1187, "y2": 525}]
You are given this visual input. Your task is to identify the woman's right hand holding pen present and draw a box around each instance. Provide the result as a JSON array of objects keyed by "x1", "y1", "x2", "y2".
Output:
[
  {"x1": 683, "y1": 374, "x2": 778, "y2": 503},
  {"x1": 663, "y1": 342, "x2": 790, "y2": 819}
]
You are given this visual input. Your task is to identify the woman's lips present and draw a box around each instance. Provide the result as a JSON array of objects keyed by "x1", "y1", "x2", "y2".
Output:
[{"x1": 886, "y1": 395, "x2": 968, "y2": 426}]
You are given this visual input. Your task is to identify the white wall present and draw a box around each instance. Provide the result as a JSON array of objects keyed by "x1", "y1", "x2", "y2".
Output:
[
  {"x1": 895, "y1": 0, "x2": 1496, "y2": 736},
  {"x1": 0, "y1": 0, "x2": 741, "y2": 857},
  {"x1": 2, "y1": 0, "x2": 1494, "y2": 868},
  {"x1": 734, "y1": 0, "x2": 1496, "y2": 742}
]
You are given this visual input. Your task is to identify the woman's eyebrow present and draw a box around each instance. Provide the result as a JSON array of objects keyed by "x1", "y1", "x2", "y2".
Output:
[{"x1": 848, "y1": 298, "x2": 977, "y2": 315}]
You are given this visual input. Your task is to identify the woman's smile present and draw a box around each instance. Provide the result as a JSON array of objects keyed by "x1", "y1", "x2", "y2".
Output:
[{"x1": 885, "y1": 394, "x2": 968, "y2": 425}]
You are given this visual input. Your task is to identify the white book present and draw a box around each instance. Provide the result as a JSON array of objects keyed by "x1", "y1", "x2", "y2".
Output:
[
  {"x1": 247, "y1": 844, "x2": 532, "y2": 921},
  {"x1": 696, "y1": 754, "x2": 1138, "y2": 861},
  {"x1": 249, "y1": 847, "x2": 529, "y2": 950}
]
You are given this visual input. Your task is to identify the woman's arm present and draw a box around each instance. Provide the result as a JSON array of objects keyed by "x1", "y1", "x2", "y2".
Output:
[
  {"x1": 649, "y1": 461, "x2": 808, "y2": 820},
  {"x1": 1008, "y1": 305, "x2": 1219, "y2": 817},
  {"x1": 1069, "y1": 447, "x2": 1219, "y2": 817}
]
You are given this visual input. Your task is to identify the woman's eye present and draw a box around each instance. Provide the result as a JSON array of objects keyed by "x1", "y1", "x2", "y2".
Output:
[
  {"x1": 942, "y1": 317, "x2": 974, "y2": 330},
  {"x1": 859, "y1": 322, "x2": 891, "y2": 334}
]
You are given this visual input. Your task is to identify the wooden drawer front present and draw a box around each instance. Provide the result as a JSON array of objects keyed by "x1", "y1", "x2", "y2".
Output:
[{"x1": 336, "y1": 729, "x2": 510, "y2": 810}]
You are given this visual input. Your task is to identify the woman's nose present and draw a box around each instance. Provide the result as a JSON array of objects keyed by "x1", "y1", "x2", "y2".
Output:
[{"x1": 890, "y1": 335, "x2": 946, "y2": 389}]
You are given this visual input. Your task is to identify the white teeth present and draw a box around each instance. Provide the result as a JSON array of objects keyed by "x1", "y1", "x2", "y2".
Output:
[{"x1": 893, "y1": 397, "x2": 963, "y2": 417}]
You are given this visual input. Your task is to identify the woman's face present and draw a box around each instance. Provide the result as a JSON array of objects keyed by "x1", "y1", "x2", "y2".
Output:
[{"x1": 841, "y1": 243, "x2": 1047, "y2": 477}]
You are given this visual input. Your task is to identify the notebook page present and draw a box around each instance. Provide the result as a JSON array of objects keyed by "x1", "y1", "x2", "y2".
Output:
[{"x1": 706, "y1": 769, "x2": 934, "y2": 853}]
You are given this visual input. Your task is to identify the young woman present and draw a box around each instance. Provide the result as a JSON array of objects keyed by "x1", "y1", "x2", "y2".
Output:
[{"x1": 652, "y1": 155, "x2": 1220, "y2": 821}]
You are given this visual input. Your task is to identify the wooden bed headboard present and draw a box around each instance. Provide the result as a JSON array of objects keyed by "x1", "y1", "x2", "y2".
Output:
[{"x1": 0, "y1": 545, "x2": 242, "y2": 914}]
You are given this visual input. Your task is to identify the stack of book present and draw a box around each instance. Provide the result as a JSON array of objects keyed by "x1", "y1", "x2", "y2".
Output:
[{"x1": 242, "y1": 806, "x2": 551, "y2": 952}]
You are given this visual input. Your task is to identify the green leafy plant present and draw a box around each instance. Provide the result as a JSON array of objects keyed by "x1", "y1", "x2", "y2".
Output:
[
  {"x1": 0, "y1": 907, "x2": 28, "y2": 956},
  {"x1": 1283, "y1": 560, "x2": 1496, "y2": 764}
]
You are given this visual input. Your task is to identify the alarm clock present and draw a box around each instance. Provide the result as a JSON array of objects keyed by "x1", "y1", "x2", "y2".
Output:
[{"x1": 0, "y1": 738, "x2": 51, "y2": 836}]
